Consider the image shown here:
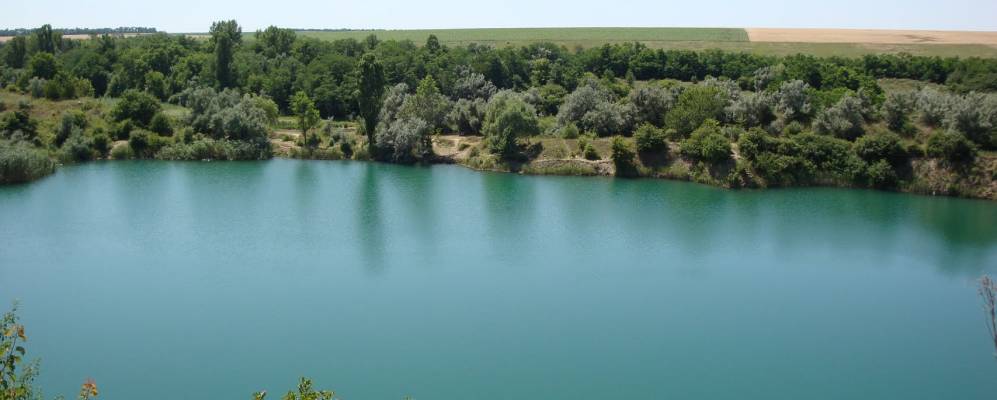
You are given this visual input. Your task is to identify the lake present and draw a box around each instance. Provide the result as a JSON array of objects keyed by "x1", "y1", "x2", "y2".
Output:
[{"x1": 2, "y1": 159, "x2": 997, "y2": 399}]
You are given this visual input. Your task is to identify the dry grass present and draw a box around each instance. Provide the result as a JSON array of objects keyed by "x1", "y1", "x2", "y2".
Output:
[{"x1": 747, "y1": 28, "x2": 997, "y2": 45}]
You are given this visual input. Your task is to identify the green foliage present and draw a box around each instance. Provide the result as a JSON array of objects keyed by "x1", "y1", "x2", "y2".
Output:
[
  {"x1": 0, "y1": 111, "x2": 39, "y2": 144},
  {"x1": 290, "y1": 91, "x2": 320, "y2": 148},
  {"x1": 679, "y1": 120, "x2": 731, "y2": 163},
  {"x1": 483, "y1": 91, "x2": 540, "y2": 158},
  {"x1": 27, "y1": 52, "x2": 58, "y2": 80},
  {"x1": 610, "y1": 136, "x2": 638, "y2": 177},
  {"x1": 111, "y1": 90, "x2": 161, "y2": 127},
  {"x1": 253, "y1": 377, "x2": 333, "y2": 400},
  {"x1": 854, "y1": 133, "x2": 907, "y2": 166},
  {"x1": 813, "y1": 95, "x2": 865, "y2": 140},
  {"x1": 0, "y1": 303, "x2": 40, "y2": 400},
  {"x1": 883, "y1": 92, "x2": 916, "y2": 134},
  {"x1": 925, "y1": 131, "x2": 977, "y2": 163},
  {"x1": 60, "y1": 132, "x2": 96, "y2": 162},
  {"x1": 633, "y1": 123, "x2": 668, "y2": 153},
  {"x1": 156, "y1": 138, "x2": 271, "y2": 161},
  {"x1": 863, "y1": 159, "x2": 899, "y2": 189},
  {"x1": 55, "y1": 110, "x2": 87, "y2": 147},
  {"x1": 557, "y1": 79, "x2": 635, "y2": 137},
  {"x1": 357, "y1": 53, "x2": 386, "y2": 148},
  {"x1": 255, "y1": 26, "x2": 297, "y2": 58},
  {"x1": 109, "y1": 143, "x2": 134, "y2": 160},
  {"x1": 666, "y1": 86, "x2": 726, "y2": 137},
  {"x1": 148, "y1": 113, "x2": 173, "y2": 136},
  {"x1": 0, "y1": 141, "x2": 55, "y2": 184}
]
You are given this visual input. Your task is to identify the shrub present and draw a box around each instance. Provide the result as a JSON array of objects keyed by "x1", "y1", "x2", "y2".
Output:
[
  {"x1": 916, "y1": 87, "x2": 951, "y2": 127},
  {"x1": 148, "y1": 113, "x2": 173, "y2": 136},
  {"x1": 482, "y1": 91, "x2": 540, "y2": 158},
  {"x1": 55, "y1": 111, "x2": 87, "y2": 147},
  {"x1": 776, "y1": 80, "x2": 813, "y2": 122},
  {"x1": 111, "y1": 90, "x2": 161, "y2": 127},
  {"x1": 628, "y1": 84, "x2": 674, "y2": 127},
  {"x1": 110, "y1": 143, "x2": 134, "y2": 159},
  {"x1": 633, "y1": 123, "x2": 668, "y2": 153},
  {"x1": 813, "y1": 95, "x2": 866, "y2": 140},
  {"x1": 925, "y1": 131, "x2": 977, "y2": 163},
  {"x1": 610, "y1": 136, "x2": 638, "y2": 177},
  {"x1": 60, "y1": 132, "x2": 95, "y2": 162},
  {"x1": 557, "y1": 79, "x2": 634, "y2": 136},
  {"x1": 883, "y1": 92, "x2": 916, "y2": 134},
  {"x1": 0, "y1": 110, "x2": 39, "y2": 143},
  {"x1": 680, "y1": 120, "x2": 731, "y2": 163},
  {"x1": 854, "y1": 132, "x2": 907, "y2": 166},
  {"x1": 864, "y1": 159, "x2": 898, "y2": 189},
  {"x1": 92, "y1": 131, "x2": 111, "y2": 157}
]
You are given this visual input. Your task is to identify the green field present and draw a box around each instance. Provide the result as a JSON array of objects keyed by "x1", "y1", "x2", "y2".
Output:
[{"x1": 261, "y1": 27, "x2": 997, "y2": 58}]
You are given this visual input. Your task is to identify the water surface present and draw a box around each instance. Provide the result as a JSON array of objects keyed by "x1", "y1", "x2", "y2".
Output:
[{"x1": 1, "y1": 160, "x2": 996, "y2": 399}]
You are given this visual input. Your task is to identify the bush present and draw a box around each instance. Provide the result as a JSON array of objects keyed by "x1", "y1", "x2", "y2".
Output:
[
  {"x1": 854, "y1": 132, "x2": 907, "y2": 166},
  {"x1": 482, "y1": 91, "x2": 540, "y2": 158},
  {"x1": 60, "y1": 132, "x2": 95, "y2": 162},
  {"x1": 628, "y1": 84, "x2": 674, "y2": 127},
  {"x1": 557, "y1": 79, "x2": 633, "y2": 136},
  {"x1": 864, "y1": 159, "x2": 898, "y2": 189},
  {"x1": 110, "y1": 143, "x2": 134, "y2": 160},
  {"x1": 0, "y1": 110, "x2": 39, "y2": 143},
  {"x1": 633, "y1": 123, "x2": 668, "y2": 153},
  {"x1": 0, "y1": 141, "x2": 55, "y2": 184},
  {"x1": 883, "y1": 92, "x2": 916, "y2": 134},
  {"x1": 55, "y1": 110, "x2": 87, "y2": 147},
  {"x1": 680, "y1": 120, "x2": 731, "y2": 163},
  {"x1": 813, "y1": 95, "x2": 865, "y2": 140},
  {"x1": 111, "y1": 90, "x2": 161, "y2": 126},
  {"x1": 610, "y1": 136, "x2": 638, "y2": 177},
  {"x1": 127, "y1": 129, "x2": 167, "y2": 158},
  {"x1": 92, "y1": 131, "x2": 111, "y2": 157},
  {"x1": 148, "y1": 113, "x2": 173, "y2": 136},
  {"x1": 925, "y1": 131, "x2": 977, "y2": 163},
  {"x1": 155, "y1": 138, "x2": 271, "y2": 161}
]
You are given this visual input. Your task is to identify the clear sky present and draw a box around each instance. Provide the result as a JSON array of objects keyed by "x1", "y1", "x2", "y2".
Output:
[{"x1": 4, "y1": 0, "x2": 996, "y2": 32}]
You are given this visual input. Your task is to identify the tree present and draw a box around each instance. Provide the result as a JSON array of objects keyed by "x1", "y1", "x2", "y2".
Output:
[
  {"x1": 357, "y1": 53, "x2": 385, "y2": 149},
  {"x1": 255, "y1": 26, "x2": 296, "y2": 58},
  {"x1": 210, "y1": 20, "x2": 242, "y2": 89},
  {"x1": 290, "y1": 91, "x2": 320, "y2": 148},
  {"x1": 482, "y1": 90, "x2": 539, "y2": 158},
  {"x1": 27, "y1": 53, "x2": 58, "y2": 79},
  {"x1": 110, "y1": 90, "x2": 161, "y2": 127},
  {"x1": 665, "y1": 86, "x2": 726, "y2": 137},
  {"x1": 400, "y1": 75, "x2": 450, "y2": 132},
  {"x1": 32, "y1": 24, "x2": 57, "y2": 54},
  {"x1": 3, "y1": 36, "x2": 27, "y2": 68}
]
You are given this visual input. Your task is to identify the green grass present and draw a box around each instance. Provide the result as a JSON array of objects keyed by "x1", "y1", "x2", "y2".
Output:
[{"x1": 272, "y1": 27, "x2": 997, "y2": 58}]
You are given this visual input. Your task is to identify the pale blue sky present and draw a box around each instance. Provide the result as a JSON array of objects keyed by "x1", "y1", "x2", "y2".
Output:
[{"x1": 4, "y1": 0, "x2": 996, "y2": 32}]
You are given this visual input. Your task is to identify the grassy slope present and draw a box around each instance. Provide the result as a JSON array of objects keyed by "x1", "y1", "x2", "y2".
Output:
[{"x1": 272, "y1": 27, "x2": 997, "y2": 58}]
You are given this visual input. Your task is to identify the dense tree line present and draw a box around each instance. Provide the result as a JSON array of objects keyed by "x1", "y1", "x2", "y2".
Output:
[
  {"x1": 0, "y1": 21, "x2": 995, "y2": 194},
  {"x1": 0, "y1": 26, "x2": 157, "y2": 36}
]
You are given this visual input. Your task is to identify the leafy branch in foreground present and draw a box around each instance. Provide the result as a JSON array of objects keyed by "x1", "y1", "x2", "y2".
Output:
[{"x1": 253, "y1": 377, "x2": 334, "y2": 400}]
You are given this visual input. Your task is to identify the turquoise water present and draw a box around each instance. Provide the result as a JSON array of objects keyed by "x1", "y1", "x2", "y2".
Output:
[{"x1": 1, "y1": 160, "x2": 997, "y2": 399}]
